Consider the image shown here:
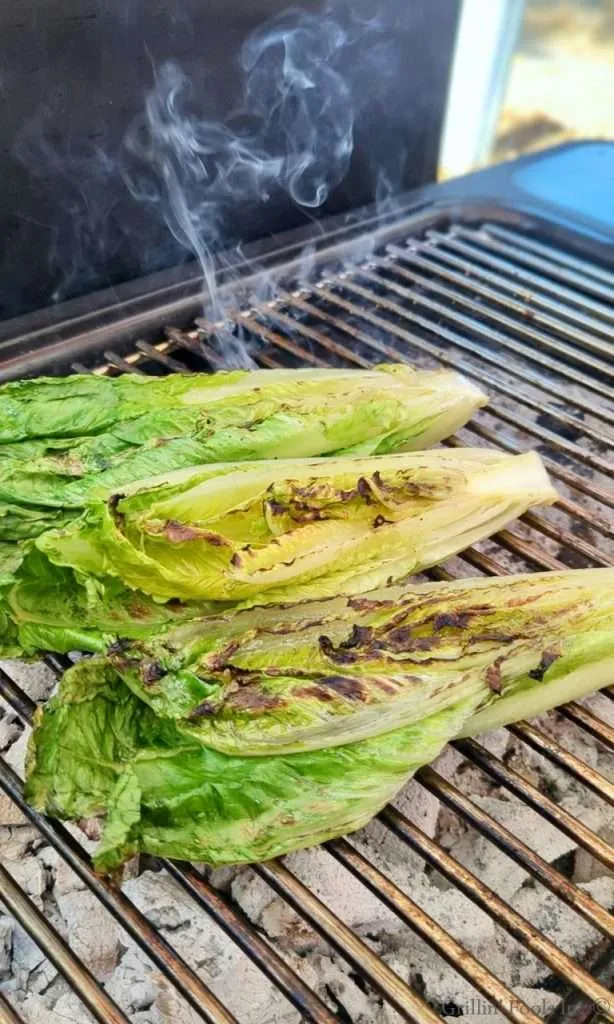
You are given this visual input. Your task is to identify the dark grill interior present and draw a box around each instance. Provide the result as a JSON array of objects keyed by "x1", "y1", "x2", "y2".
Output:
[{"x1": 0, "y1": 219, "x2": 613, "y2": 1024}]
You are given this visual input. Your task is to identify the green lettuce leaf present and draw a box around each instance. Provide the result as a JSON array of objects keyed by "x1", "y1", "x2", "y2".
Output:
[
  {"x1": 0, "y1": 541, "x2": 25, "y2": 587},
  {"x1": 25, "y1": 660, "x2": 480, "y2": 871},
  {"x1": 3, "y1": 550, "x2": 215, "y2": 656},
  {"x1": 37, "y1": 449, "x2": 556, "y2": 603},
  {"x1": 25, "y1": 567, "x2": 614, "y2": 871}
]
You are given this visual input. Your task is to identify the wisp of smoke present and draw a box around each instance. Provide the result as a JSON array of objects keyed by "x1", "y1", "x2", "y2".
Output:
[
  {"x1": 13, "y1": 0, "x2": 402, "y2": 365},
  {"x1": 120, "y1": 3, "x2": 362, "y2": 330}
]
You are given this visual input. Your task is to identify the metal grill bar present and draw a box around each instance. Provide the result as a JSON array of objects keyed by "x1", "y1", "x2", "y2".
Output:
[
  {"x1": 286, "y1": 288, "x2": 614, "y2": 501},
  {"x1": 483, "y1": 528, "x2": 568, "y2": 572},
  {"x1": 315, "y1": 278, "x2": 613, "y2": 475},
  {"x1": 423, "y1": 230, "x2": 613, "y2": 339},
  {"x1": 459, "y1": 419, "x2": 614, "y2": 516},
  {"x1": 360, "y1": 264, "x2": 614, "y2": 430},
  {"x1": 558, "y1": 703, "x2": 614, "y2": 749},
  {"x1": 453, "y1": 738, "x2": 614, "y2": 872},
  {"x1": 439, "y1": 235, "x2": 614, "y2": 327},
  {"x1": 507, "y1": 722, "x2": 614, "y2": 802},
  {"x1": 457, "y1": 546, "x2": 510, "y2": 576},
  {"x1": 416, "y1": 767, "x2": 614, "y2": 939},
  {"x1": 446, "y1": 436, "x2": 612, "y2": 562},
  {"x1": 164, "y1": 862, "x2": 338, "y2": 1024},
  {"x1": 380, "y1": 807, "x2": 614, "y2": 1010},
  {"x1": 521, "y1": 510, "x2": 613, "y2": 567},
  {"x1": 547, "y1": 941, "x2": 614, "y2": 1024},
  {"x1": 436, "y1": 229, "x2": 614, "y2": 322},
  {"x1": 287, "y1": 294, "x2": 403, "y2": 361},
  {"x1": 532, "y1": 495, "x2": 613, "y2": 543},
  {"x1": 293, "y1": 271, "x2": 614, "y2": 429},
  {"x1": 254, "y1": 859, "x2": 443, "y2": 1024},
  {"x1": 454, "y1": 227, "x2": 614, "y2": 306},
  {"x1": 0, "y1": 666, "x2": 36, "y2": 720},
  {"x1": 485, "y1": 224, "x2": 614, "y2": 285},
  {"x1": 238, "y1": 316, "x2": 328, "y2": 367},
  {"x1": 396, "y1": 236, "x2": 614, "y2": 361},
  {"x1": 0, "y1": 864, "x2": 131, "y2": 1024},
  {"x1": 326, "y1": 838, "x2": 542, "y2": 1024},
  {"x1": 265, "y1": 306, "x2": 371, "y2": 368},
  {"x1": 103, "y1": 351, "x2": 147, "y2": 375},
  {"x1": 167, "y1": 325, "x2": 224, "y2": 366},
  {"x1": 135, "y1": 339, "x2": 191, "y2": 373},
  {"x1": 385, "y1": 244, "x2": 614, "y2": 394},
  {"x1": 0, "y1": 717, "x2": 238, "y2": 1024},
  {"x1": 0, "y1": 991, "x2": 26, "y2": 1024}
]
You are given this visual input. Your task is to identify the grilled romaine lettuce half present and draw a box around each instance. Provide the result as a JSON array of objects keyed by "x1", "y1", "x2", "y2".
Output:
[
  {"x1": 2, "y1": 446, "x2": 552, "y2": 658},
  {"x1": 0, "y1": 365, "x2": 486, "y2": 544},
  {"x1": 36, "y1": 449, "x2": 556, "y2": 603},
  {"x1": 107, "y1": 568, "x2": 614, "y2": 755},
  {"x1": 25, "y1": 568, "x2": 614, "y2": 871}
]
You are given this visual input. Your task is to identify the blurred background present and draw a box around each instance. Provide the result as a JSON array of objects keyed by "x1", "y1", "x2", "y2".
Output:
[{"x1": 439, "y1": 0, "x2": 614, "y2": 178}]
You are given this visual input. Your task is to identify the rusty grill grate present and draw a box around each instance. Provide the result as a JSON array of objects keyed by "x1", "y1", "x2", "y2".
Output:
[{"x1": 0, "y1": 219, "x2": 613, "y2": 1024}]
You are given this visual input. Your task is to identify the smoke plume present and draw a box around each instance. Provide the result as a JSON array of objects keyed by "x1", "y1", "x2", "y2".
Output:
[{"x1": 13, "y1": 0, "x2": 403, "y2": 354}]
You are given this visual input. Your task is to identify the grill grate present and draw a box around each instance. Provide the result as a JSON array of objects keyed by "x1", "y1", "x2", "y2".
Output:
[{"x1": 0, "y1": 220, "x2": 613, "y2": 1024}]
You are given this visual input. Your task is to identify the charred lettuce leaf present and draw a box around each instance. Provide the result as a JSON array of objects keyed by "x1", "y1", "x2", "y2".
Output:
[
  {"x1": 107, "y1": 568, "x2": 614, "y2": 756},
  {"x1": 37, "y1": 449, "x2": 556, "y2": 603}
]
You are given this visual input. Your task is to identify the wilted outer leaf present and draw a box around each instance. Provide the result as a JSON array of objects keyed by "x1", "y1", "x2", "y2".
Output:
[
  {"x1": 3, "y1": 550, "x2": 214, "y2": 657},
  {"x1": 37, "y1": 449, "x2": 556, "y2": 603},
  {"x1": 25, "y1": 660, "x2": 481, "y2": 871}
]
